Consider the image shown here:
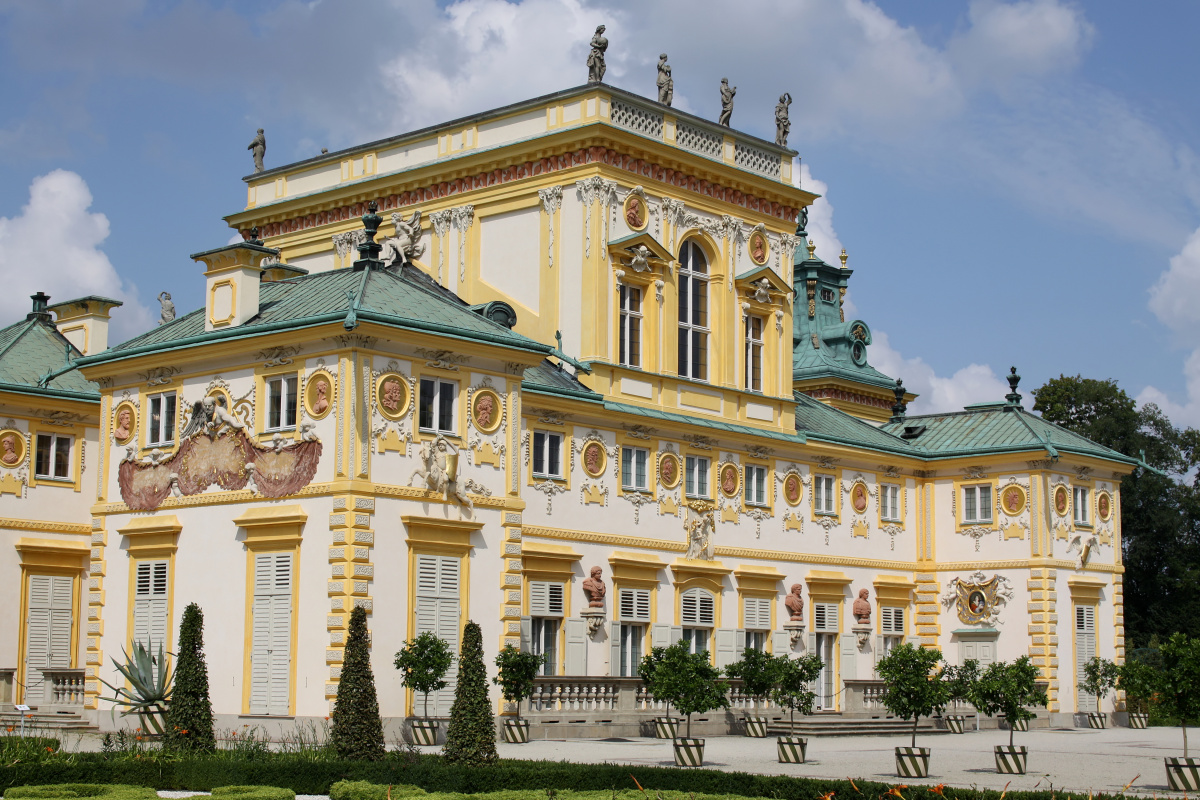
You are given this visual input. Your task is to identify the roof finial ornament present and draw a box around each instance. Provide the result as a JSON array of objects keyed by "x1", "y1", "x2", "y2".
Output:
[
  {"x1": 890, "y1": 379, "x2": 907, "y2": 423},
  {"x1": 840, "y1": 249, "x2": 848, "y2": 269},
  {"x1": 806, "y1": 239, "x2": 816, "y2": 259},
  {"x1": 587, "y1": 25, "x2": 608, "y2": 83},
  {"x1": 352, "y1": 201, "x2": 384, "y2": 271},
  {"x1": 1005, "y1": 366, "x2": 1022, "y2": 407},
  {"x1": 27, "y1": 292, "x2": 50, "y2": 322},
  {"x1": 248, "y1": 226, "x2": 263, "y2": 246}
]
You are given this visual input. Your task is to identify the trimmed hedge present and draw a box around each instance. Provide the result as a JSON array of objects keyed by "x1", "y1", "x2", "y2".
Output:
[
  {"x1": 330, "y1": 782, "x2": 427, "y2": 800},
  {"x1": 0, "y1": 755, "x2": 1132, "y2": 800},
  {"x1": 3, "y1": 785, "x2": 156, "y2": 800},
  {"x1": 211, "y1": 787, "x2": 295, "y2": 800}
]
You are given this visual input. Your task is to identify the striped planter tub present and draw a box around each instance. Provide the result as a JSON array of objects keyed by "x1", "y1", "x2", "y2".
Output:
[
  {"x1": 744, "y1": 716, "x2": 769, "y2": 738},
  {"x1": 895, "y1": 747, "x2": 930, "y2": 778},
  {"x1": 777, "y1": 736, "x2": 807, "y2": 764},
  {"x1": 944, "y1": 715, "x2": 966, "y2": 734},
  {"x1": 411, "y1": 719, "x2": 438, "y2": 746},
  {"x1": 654, "y1": 717, "x2": 680, "y2": 739},
  {"x1": 1128, "y1": 712, "x2": 1149, "y2": 729},
  {"x1": 1087, "y1": 712, "x2": 1106, "y2": 729},
  {"x1": 994, "y1": 745, "x2": 1028, "y2": 774},
  {"x1": 1166, "y1": 758, "x2": 1200, "y2": 792},
  {"x1": 1002, "y1": 717, "x2": 1029, "y2": 732},
  {"x1": 673, "y1": 737, "x2": 705, "y2": 767},
  {"x1": 502, "y1": 718, "x2": 530, "y2": 743}
]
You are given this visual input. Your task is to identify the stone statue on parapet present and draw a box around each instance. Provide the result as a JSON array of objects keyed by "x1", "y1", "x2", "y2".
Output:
[
  {"x1": 657, "y1": 54, "x2": 673, "y2": 106},
  {"x1": 247, "y1": 128, "x2": 266, "y2": 173},
  {"x1": 380, "y1": 210, "x2": 426, "y2": 267},
  {"x1": 718, "y1": 79, "x2": 736, "y2": 126},
  {"x1": 587, "y1": 25, "x2": 608, "y2": 83},
  {"x1": 775, "y1": 93, "x2": 792, "y2": 147},
  {"x1": 157, "y1": 292, "x2": 175, "y2": 326}
]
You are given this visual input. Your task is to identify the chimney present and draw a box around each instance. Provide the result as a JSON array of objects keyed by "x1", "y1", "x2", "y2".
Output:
[
  {"x1": 27, "y1": 292, "x2": 51, "y2": 323},
  {"x1": 190, "y1": 228, "x2": 279, "y2": 332},
  {"x1": 47, "y1": 296, "x2": 124, "y2": 355}
]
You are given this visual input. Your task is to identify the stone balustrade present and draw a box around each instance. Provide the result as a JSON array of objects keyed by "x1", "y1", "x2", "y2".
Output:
[{"x1": 40, "y1": 669, "x2": 86, "y2": 711}]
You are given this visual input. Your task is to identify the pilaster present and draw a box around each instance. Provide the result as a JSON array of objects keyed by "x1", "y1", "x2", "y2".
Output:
[
  {"x1": 1026, "y1": 566, "x2": 1059, "y2": 711},
  {"x1": 85, "y1": 516, "x2": 106, "y2": 709},
  {"x1": 326, "y1": 494, "x2": 374, "y2": 710}
]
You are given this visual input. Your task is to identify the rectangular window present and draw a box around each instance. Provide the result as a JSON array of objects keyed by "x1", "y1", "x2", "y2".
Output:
[
  {"x1": 618, "y1": 623, "x2": 644, "y2": 677},
  {"x1": 681, "y1": 627, "x2": 709, "y2": 655},
  {"x1": 814, "y1": 474, "x2": 836, "y2": 514},
  {"x1": 414, "y1": 554, "x2": 461, "y2": 716},
  {"x1": 618, "y1": 587, "x2": 651, "y2": 622},
  {"x1": 621, "y1": 446, "x2": 649, "y2": 491},
  {"x1": 618, "y1": 285, "x2": 642, "y2": 368},
  {"x1": 147, "y1": 392, "x2": 177, "y2": 446},
  {"x1": 1073, "y1": 487, "x2": 1090, "y2": 525},
  {"x1": 531, "y1": 618, "x2": 559, "y2": 676},
  {"x1": 745, "y1": 464, "x2": 767, "y2": 506},
  {"x1": 34, "y1": 433, "x2": 72, "y2": 480},
  {"x1": 745, "y1": 630, "x2": 767, "y2": 652},
  {"x1": 881, "y1": 484, "x2": 901, "y2": 521},
  {"x1": 963, "y1": 484, "x2": 993, "y2": 524},
  {"x1": 266, "y1": 376, "x2": 298, "y2": 431},
  {"x1": 532, "y1": 431, "x2": 563, "y2": 479},
  {"x1": 678, "y1": 243, "x2": 709, "y2": 381},
  {"x1": 249, "y1": 551, "x2": 293, "y2": 716},
  {"x1": 418, "y1": 378, "x2": 457, "y2": 434},
  {"x1": 743, "y1": 596, "x2": 772, "y2": 647},
  {"x1": 685, "y1": 455, "x2": 710, "y2": 498},
  {"x1": 744, "y1": 315, "x2": 763, "y2": 392}
]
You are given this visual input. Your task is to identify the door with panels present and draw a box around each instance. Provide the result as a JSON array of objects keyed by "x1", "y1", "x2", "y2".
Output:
[
  {"x1": 249, "y1": 552, "x2": 293, "y2": 716},
  {"x1": 132, "y1": 561, "x2": 170, "y2": 682},
  {"x1": 24, "y1": 574, "x2": 74, "y2": 701},
  {"x1": 414, "y1": 554, "x2": 461, "y2": 716},
  {"x1": 1075, "y1": 604, "x2": 1097, "y2": 713},
  {"x1": 811, "y1": 602, "x2": 839, "y2": 711}
]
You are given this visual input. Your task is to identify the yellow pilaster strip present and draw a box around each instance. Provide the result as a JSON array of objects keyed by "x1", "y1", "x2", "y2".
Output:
[
  {"x1": 1026, "y1": 566, "x2": 1059, "y2": 711},
  {"x1": 326, "y1": 494, "x2": 374, "y2": 708},
  {"x1": 85, "y1": 516, "x2": 106, "y2": 708}
]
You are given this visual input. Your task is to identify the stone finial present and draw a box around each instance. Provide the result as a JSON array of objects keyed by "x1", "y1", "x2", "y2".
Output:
[
  {"x1": 1006, "y1": 366, "x2": 1022, "y2": 407},
  {"x1": 248, "y1": 226, "x2": 263, "y2": 246},
  {"x1": 353, "y1": 201, "x2": 384, "y2": 271},
  {"x1": 806, "y1": 239, "x2": 817, "y2": 259},
  {"x1": 890, "y1": 379, "x2": 907, "y2": 423}
]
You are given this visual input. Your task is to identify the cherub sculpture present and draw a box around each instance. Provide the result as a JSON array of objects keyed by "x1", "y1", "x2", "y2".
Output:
[
  {"x1": 380, "y1": 211, "x2": 426, "y2": 267},
  {"x1": 409, "y1": 435, "x2": 472, "y2": 509},
  {"x1": 685, "y1": 509, "x2": 715, "y2": 560},
  {"x1": 180, "y1": 395, "x2": 247, "y2": 439},
  {"x1": 628, "y1": 244, "x2": 652, "y2": 273}
]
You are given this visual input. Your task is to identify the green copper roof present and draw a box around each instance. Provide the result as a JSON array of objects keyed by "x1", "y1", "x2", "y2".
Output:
[
  {"x1": 0, "y1": 317, "x2": 97, "y2": 398},
  {"x1": 603, "y1": 400, "x2": 806, "y2": 444},
  {"x1": 878, "y1": 406, "x2": 1138, "y2": 464},
  {"x1": 793, "y1": 392, "x2": 916, "y2": 455},
  {"x1": 522, "y1": 360, "x2": 603, "y2": 401},
  {"x1": 91, "y1": 264, "x2": 550, "y2": 365}
]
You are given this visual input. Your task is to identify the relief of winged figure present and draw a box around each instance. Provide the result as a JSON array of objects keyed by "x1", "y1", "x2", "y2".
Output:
[
  {"x1": 180, "y1": 395, "x2": 248, "y2": 439},
  {"x1": 409, "y1": 434, "x2": 472, "y2": 509},
  {"x1": 380, "y1": 211, "x2": 426, "y2": 267}
]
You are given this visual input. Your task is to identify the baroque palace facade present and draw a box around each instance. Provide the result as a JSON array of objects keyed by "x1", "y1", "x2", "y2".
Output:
[{"x1": 0, "y1": 83, "x2": 1133, "y2": 733}]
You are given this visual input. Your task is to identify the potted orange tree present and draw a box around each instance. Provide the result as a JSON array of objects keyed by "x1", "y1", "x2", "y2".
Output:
[
  {"x1": 493, "y1": 645, "x2": 546, "y2": 743},
  {"x1": 394, "y1": 631, "x2": 454, "y2": 746},
  {"x1": 726, "y1": 647, "x2": 777, "y2": 738},
  {"x1": 973, "y1": 656, "x2": 1048, "y2": 774},
  {"x1": 646, "y1": 640, "x2": 729, "y2": 766},
  {"x1": 640, "y1": 646, "x2": 681, "y2": 739},
  {"x1": 941, "y1": 659, "x2": 980, "y2": 734},
  {"x1": 772, "y1": 652, "x2": 824, "y2": 763},
  {"x1": 1157, "y1": 633, "x2": 1200, "y2": 791},
  {"x1": 1118, "y1": 651, "x2": 1157, "y2": 729},
  {"x1": 875, "y1": 642, "x2": 949, "y2": 778},
  {"x1": 1081, "y1": 656, "x2": 1119, "y2": 728}
]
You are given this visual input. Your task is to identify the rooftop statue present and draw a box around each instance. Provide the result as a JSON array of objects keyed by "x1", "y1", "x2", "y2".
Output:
[
  {"x1": 718, "y1": 78, "x2": 736, "y2": 126},
  {"x1": 247, "y1": 128, "x2": 266, "y2": 173},
  {"x1": 380, "y1": 210, "x2": 426, "y2": 267},
  {"x1": 775, "y1": 93, "x2": 792, "y2": 147},
  {"x1": 587, "y1": 25, "x2": 608, "y2": 83},
  {"x1": 157, "y1": 291, "x2": 175, "y2": 326},
  {"x1": 657, "y1": 53, "x2": 673, "y2": 106}
]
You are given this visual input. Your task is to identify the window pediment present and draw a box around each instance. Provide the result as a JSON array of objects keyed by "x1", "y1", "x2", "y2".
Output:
[
  {"x1": 608, "y1": 232, "x2": 673, "y2": 279},
  {"x1": 735, "y1": 266, "x2": 790, "y2": 307}
]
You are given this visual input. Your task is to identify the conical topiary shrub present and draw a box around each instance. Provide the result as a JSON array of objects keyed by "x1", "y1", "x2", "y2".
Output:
[
  {"x1": 442, "y1": 620, "x2": 497, "y2": 764},
  {"x1": 330, "y1": 606, "x2": 385, "y2": 760},
  {"x1": 163, "y1": 603, "x2": 215, "y2": 752}
]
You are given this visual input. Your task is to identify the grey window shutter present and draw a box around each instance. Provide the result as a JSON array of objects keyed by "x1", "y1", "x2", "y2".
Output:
[
  {"x1": 609, "y1": 620, "x2": 622, "y2": 676},
  {"x1": 670, "y1": 625, "x2": 682, "y2": 645},
  {"x1": 651, "y1": 623, "x2": 671, "y2": 648},
  {"x1": 520, "y1": 616, "x2": 532, "y2": 653},
  {"x1": 715, "y1": 628, "x2": 737, "y2": 669},
  {"x1": 905, "y1": 635, "x2": 921, "y2": 649},
  {"x1": 806, "y1": 632, "x2": 817, "y2": 657},
  {"x1": 873, "y1": 635, "x2": 885, "y2": 673},
  {"x1": 735, "y1": 629, "x2": 747, "y2": 655},
  {"x1": 839, "y1": 633, "x2": 858, "y2": 681},
  {"x1": 771, "y1": 630, "x2": 791, "y2": 656},
  {"x1": 564, "y1": 618, "x2": 587, "y2": 675}
]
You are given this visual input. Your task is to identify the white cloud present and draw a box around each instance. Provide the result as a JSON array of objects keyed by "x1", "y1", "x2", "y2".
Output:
[
  {"x1": 0, "y1": 170, "x2": 154, "y2": 343},
  {"x1": 868, "y1": 330, "x2": 1013, "y2": 415},
  {"x1": 796, "y1": 163, "x2": 844, "y2": 264},
  {"x1": 1137, "y1": 226, "x2": 1200, "y2": 427}
]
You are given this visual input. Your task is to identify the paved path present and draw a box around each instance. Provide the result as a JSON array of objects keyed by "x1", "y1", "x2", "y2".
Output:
[{"x1": 494, "y1": 726, "x2": 1192, "y2": 796}]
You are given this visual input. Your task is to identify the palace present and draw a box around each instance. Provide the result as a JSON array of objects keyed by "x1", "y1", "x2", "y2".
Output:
[{"x1": 0, "y1": 81, "x2": 1132, "y2": 735}]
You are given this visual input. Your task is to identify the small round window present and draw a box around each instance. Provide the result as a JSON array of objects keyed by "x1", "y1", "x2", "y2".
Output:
[{"x1": 851, "y1": 341, "x2": 866, "y2": 366}]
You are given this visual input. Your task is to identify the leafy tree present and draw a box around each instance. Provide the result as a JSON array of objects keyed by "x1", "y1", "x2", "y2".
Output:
[
  {"x1": 394, "y1": 632, "x2": 455, "y2": 719},
  {"x1": 944, "y1": 658, "x2": 981, "y2": 712},
  {"x1": 1118, "y1": 651, "x2": 1160, "y2": 715},
  {"x1": 639, "y1": 646, "x2": 674, "y2": 718},
  {"x1": 1033, "y1": 375, "x2": 1200, "y2": 647},
  {"x1": 1081, "y1": 656, "x2": 1120, "y2": 714},
  {"x1": 442, "y1": 621, "x2": 498, "y2": 765},
  {"x1": 972, "y1": 657, "x2": 1048, "y2": 748},
  {"x1": 725, "y1": 647, "x2": 778, "y2": 711},
  {"x1": 493, "y1": 645, "x2": 545, "y2": 723},
  {"x1": 771, "y1": 653, "x2": 824, "y2": 729},
  {"x1": 1156, "y1": 632, "x2": 1200, "y2": 758},
  {"x1": 163, "y1": 603, "x2": 215, "y2": 752},
  {"x1": 645, "y1": 640, "x2": 729, "y2": 737},
  {"x1": 874, "y1": 643, "x2": 949, "y2": 748},
  {"x1": 330, "y1": 606, "x2": 385, "y2": 760}
]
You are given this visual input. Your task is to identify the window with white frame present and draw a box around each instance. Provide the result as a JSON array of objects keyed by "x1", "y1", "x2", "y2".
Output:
[
  {"x1": 418, "y1": 378, "x2": 457, "y2": 434},
  {"x1": 744, "y1": 315, "x2": 763, "y2": 392},
  {"x1": 1073, "y1": 487, "x2": 1090, "y2": 525},
  {"x1": 34, "y1": 433, "x2": 71, "y2": 480},
  {"x1": 621, "y1": 446, "x2": 649, "y2": 491},
  {"x1": 881, "y1": 484, "x2": 901, "y2": 522},
  {"x1": 880, "y1": 606, "x2": 905, "y2": 655},
  {"x1": 133, "y1": 561, "x2": 170, "y2": 679},
  {"x1": 745, "y1": 464, "x2": 767, "y2": 506},
  {"x1": 617, "y1": 587, "x2": 651, "y2": 677},
  {"x1": 681, "y1": 587, "x2": 714, "y2": 654},
  {"x1": 962, "y1": 484, "x2": 993, "y2": 524},
  {"x1": 529, "y1": 581, "x2": 564, "y2": 676},
  {"x1": 685, "y1": 455, "x2": 710, "y2": 498},
  {"x1": 743, "y1": 596, "x2": 771, "y2": 651},
  {"x1": 532, "y1": 431, "x2": 563, "y2": 479},
  {"x1": 813, "y1": 602, "x2": 839, "y2": 710},
  {"x1": 265, "y1": 375, "x2": 298, "y2": 431},
  {"x1": 813, "y1": 474, "x2": 836, "y2": 514},
  {"x1": 618, "y1": 285, "x2": 642, "y2": 368},
  {"x1": 677, "y1": 240, "x2": 709, "y2": 381},
  {"x1": 146, "y1": 391, "x2": 176, "y2": 446}
]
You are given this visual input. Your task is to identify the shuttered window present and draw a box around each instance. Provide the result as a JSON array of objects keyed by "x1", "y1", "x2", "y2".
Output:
[
  {"x1": 25, "y1": 574, "x2": 74, "y2": 693},
  {"x1": 680, "y1": 588, "x2": 715, "y2": 626},
  {"x1": 814, "y1": 602, "x2": 839, "y2": 632},
  {"x1": 743, "y1": 596, "x2": 771, "y2": 630},
  {"x1": 414, "y1": 554, "x2": 461, "y2": 716},
  {"x1": 618, "y1": 587, "x2": 651, "y2": 621},
  {"x1": 529, "y1": 581, "x2": 564, "y2": 617},
  {"x1": 881, "y1": 606, "x2": 904, "y2": 634},
  {"x1": 1075, "y1": 604, "x2": 1097, "y2": 712},
  {"x1": 133, "y1": 561, "x2": 169, "y2": 680},
  {"x1": 249, "y1": 552, "x2": 292, "y2": 716}
]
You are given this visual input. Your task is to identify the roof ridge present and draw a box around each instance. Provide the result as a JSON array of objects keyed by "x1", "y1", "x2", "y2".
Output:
[{"x1": 0, "y1": 319, "x2": 37, "y2": 364}]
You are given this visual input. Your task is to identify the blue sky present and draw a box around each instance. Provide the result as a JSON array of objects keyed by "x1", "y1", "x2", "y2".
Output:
[{"x1": 1, "y1": 0, "x2": 1198, "y2": 423}]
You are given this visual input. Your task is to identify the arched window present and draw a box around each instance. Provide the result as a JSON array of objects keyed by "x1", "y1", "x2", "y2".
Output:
[
  {"x1": 678, "y1": 240, "x2": 709, "y2": 380},
  {"x1": 680, "y1": 586, "x2": 715, "y2": 654}
]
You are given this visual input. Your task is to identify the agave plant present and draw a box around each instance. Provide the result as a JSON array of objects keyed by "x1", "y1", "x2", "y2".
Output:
[{"x1": 99, "y1": 640, "x2": 173, "y2": 735}]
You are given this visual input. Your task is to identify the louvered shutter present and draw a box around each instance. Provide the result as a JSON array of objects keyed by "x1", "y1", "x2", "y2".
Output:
[
  {"x1": 414, "y1": 554, "x2": 461, "y2": 716},
  {"x1": 681, "y1": 588, "x2": 715, "y2": 626},
  {"x1": 743, "y1": 597, "x2": 771, "y2": 630},
  {"x1": 609, "y1": 620, "x2": 622, "y2": 676},
  {"x1": 1075, "y1": 605, "x2": 1097, "y2": 712},
  {"x1": 814, "y1": 602, "x2": 839, "y2": 632},
  {"x1": 250, "y1": 552, "x2": 292, "y2": 716},
  {"x1": 714, "y1": 628, "x2": 737, "y2": 669},
  {"x1": 564, "y1": 618, "x2": 587, "y2": 675},
  {"x1": 133, "y1": 561, "x2": 170, "y2": 682},
  {"x1": 26, "y1": 573, "x2": 74, "y2": 696},
  {"x1": 529, "y1": 582, "x2": 564, "y2": 617},
  {"x1": 618, "y1": 588, "x2": 650, "y2": 622}
]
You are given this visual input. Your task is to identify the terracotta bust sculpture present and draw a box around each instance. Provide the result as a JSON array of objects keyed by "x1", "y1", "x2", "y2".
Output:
[
  {"x1": 660, "y1": 455, "x2": 676, "y2": 485},
  {"x1": 582, "y1": 566, "x2": 606, "y2": 608},
  {"x1": 0, "y1": 435, "x2": 18, "y2": 466},
  {"x1": 114, "y1": 408, "x2": 133, "y2": 441},
  {"x1": 751, "y1": 235, "x2": 765, "y2": 263},
  {"x1": 584, "y1": 442, "x2": 602, "y2": 475},
  {"x1": 475, "y1": 394, "x2": 495, "y2": 429},
  {"x1": 625, "y1": 195, "x2": 643, "y2": 228},
  {"x1": 312, "y1": 378, "x2": 329, "y2": 415},
  {"x1": 853, "y1": 588, "x2": 871, "y2": 623},
  {"x1": 381, "y1": 377, "x2": 403, "y2": 412},
  {"x1": 784, "y1": 583, "x2": 804, "y2": 621}
]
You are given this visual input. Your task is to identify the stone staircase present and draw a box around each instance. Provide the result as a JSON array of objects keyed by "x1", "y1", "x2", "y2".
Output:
[
  {"x1": 0, "y1": 707, "x2": 98, "y2": 734},
  {"x1": 766, "y1": 714, "x2": 959, "y2": 737}
]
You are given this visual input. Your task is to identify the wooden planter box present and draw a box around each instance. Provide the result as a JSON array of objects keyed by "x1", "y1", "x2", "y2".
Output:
[
  {"x1": 743, "y1": 716, "x2": 768, "y2": 738},
  {"x1": 895, "y1": 747, "x2": 930, "y2": 778},
  {"x1": 777, "y1": 736, "x2": 807, "y2": 763},
  {"x1": 673, "y1": 737, "x2": 705, "y2": 767},
  {"x1": 502, "y1": 718, "x2": 530, "y2": 743},
  {"x1": 410, "y1": 719, "x2": 438, "y2": 746},
  {"x1": 995, "y1": 745, "x2": 1028, "y2": 774},
  {"x1": 1166, "y1": 758, "x2": 1200, "y2": 792}
]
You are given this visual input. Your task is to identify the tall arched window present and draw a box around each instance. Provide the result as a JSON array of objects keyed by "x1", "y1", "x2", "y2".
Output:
[{"x1": 678, "y1": 240, "x2": 709, "y2": 380}]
